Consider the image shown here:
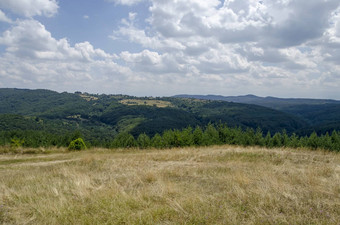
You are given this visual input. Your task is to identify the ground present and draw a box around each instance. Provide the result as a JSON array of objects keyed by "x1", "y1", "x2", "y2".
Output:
[{"x1": 0, "y1": 145, "x2": 339, "y2": 224}]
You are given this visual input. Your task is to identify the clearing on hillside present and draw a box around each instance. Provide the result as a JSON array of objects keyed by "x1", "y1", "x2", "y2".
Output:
[
  {"x1": 0, "y1": 146, "x2": 339, "y2": 224},
  {"x1": 120, "y1": 99, "x2": 173, "y2": 108}
]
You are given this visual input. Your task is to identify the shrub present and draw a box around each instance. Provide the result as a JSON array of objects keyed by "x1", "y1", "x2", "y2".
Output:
[
  {"x1": 11, "y1": 137, "x2": 25, "y2": 148},
  {"x1": 68, "y1": 138, "x2": 87, "y2": 151}
]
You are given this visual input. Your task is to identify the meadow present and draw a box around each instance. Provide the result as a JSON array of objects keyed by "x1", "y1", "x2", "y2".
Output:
[{"x1": 0, "y1": 145, "x2": 339, "y2": 224}]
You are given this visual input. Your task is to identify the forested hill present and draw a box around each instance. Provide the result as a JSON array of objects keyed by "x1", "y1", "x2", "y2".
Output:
[
  {"x1": 175, "y1": 94, "x2": 340, "y2": 135},
  {"x1": 0, "y1": 88, "x2": 334, "y2": 146},
  {"x1": 174, "y1": 94, "x2": 340, "y2": 109}
]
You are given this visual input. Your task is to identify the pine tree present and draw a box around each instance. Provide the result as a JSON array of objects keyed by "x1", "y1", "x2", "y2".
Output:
[
  {"x1": 254, "y1": 127, "x2": 264, "y2": 146},
  {"x1": 331, "y1": 130, "x2": 340, "y2": 151},
  {"x1": 193, "y1": 126, "x2": 203, "y2": 146},
  {"x1": 307, "y1": 132, "x2": 319, "y2": 150},
  {"x1": 289, "y1": 133, "x2": 300, "y2": 148},
  {"x1": 264, "y1": 131, "x2": 272, "y2": 148},
  {"x1": 151, "y1": 133, "x2": 164, "y2": 149},
  {"x1": 112, "y1": 133, "x2": 136, "y2": 148},
  {"x1": 243, "y1": 128, "x2": 255, "y2": 146},
  {"x1": 319, "y1": 132, "x2": 332, "y2": 150},
  {"x1": 202, "y1": 123, "x2": 220, "y2": 146},
  {"x1": 162, "y1": 130, "x2": 176, "y2": 148},
  {"x1": 137, "y1": 133, "x2": 151, "y2": 149},
  {"x1": 179, "y1": 126, "x2": 194, "y2": 146},
  {"x1": 272, "y1": 133, "x2": 282, "y2": 147}
]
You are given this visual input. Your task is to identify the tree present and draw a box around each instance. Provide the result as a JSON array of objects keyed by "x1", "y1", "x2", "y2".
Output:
[
  {"x1": 281, "y1": 130, "x2": 290, "y2": 147},
  {"x1": 289, "y1": 133, "x2": 300, "y2": 148},
  {"x1": 243, "y1": 128, "x2": 255, "y2": 146},
  {"x1": 254, "y1": 127, "x2": 264, "y2": 146},
  {"x1": 264, "y1": 131, "x2": 272, "y2": 148},
  {"x1": 331, "y1": 130, "x2": 340, "y2": 151},
  {"x1": 151, "y1": 133, "x2": 164, "y2": 148},
  {"x1": 179, "y1": 126, "x2": 194, "y2": 146},
  {"x1": 272, "y1": 133, "x2": 282, "y2": 147},
  {"x1": 202, "y1": 123, "x2": 220, "y2": 146},
  {"x1": 307, "y1": 132, "x2": 319, "y2": 150},
  {"x1": 217, "y1": 123, "x2": 231, "y2": 144},
  {"x1": 162, "y1": 130, "x2": 176, "y2": 148},
  {"x1": 193, "y1": 126, "x2": 203, "y2": 146},
  {"x1": 111, "y1": 133, "x2": 136, "y2": 148},
  {"x1": 137, "y1": 133, "x2": 151, "y2": 149}
]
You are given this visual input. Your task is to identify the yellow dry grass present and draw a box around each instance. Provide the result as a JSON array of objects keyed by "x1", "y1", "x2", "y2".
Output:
[
  {"x1": 0, "y1": 146, "x2": 339, "y2": 224},
  {"x1": 79, "y1": 94, "x2": 98, "y2": 101},
  {"x1": 120, "y1": 99, "x2": 173, "y2": 108}
]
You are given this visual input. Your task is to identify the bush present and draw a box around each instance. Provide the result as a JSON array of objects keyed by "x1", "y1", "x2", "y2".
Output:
[
  {"x1": 68, "y1": 138, "x2": 87, "y2": 151},
  {"x1": 11, "y1": 137, "x2": 24, "y2": 148}
]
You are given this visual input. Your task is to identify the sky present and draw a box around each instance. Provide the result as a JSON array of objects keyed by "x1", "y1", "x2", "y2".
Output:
[{"x1": 0, "y1": 0, "x2": 339, "y2": 99}]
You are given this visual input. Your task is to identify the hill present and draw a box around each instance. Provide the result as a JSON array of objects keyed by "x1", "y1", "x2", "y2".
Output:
[
  {"x1": 2, "y1": 88, "x2": 338, "y2": 147},
  {"x1": 174, "y1": 94, "x2": 340, "y2": 109},
  {"x1": 175, "y1": 94, "x2": 340, "y2": 135}
]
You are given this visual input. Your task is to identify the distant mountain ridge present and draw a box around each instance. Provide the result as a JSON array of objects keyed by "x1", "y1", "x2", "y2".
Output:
[
  {"x1": 174, "y1": 94, "x2": 340, "y2": 109},
  {"x1": 174, "y1": 94, "x2": 340, "y2": 135}
]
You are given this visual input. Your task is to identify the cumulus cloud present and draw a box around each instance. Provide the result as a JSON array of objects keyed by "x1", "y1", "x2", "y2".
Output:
[
  {"x1": 109, "y1": 0, "x2": 340, "y2": 98},
  {"x1": 0, "y1": 19, "x2": 118, "y2": 61},
  {"x1": 0, "y1": 0, "x2": 58, "y2": 17},
  {"x1": 0, "y1": 18, "x2": 131, "y2": 93},
  {"x1": 0, "y1": 0, "x2": 339, "y2": 98}
]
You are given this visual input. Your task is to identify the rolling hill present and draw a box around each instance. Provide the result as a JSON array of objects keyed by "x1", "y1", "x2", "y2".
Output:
[
  {"x1": 1, "y1": 88, "x2": 337, "y2": 146},
  {"x1": 174, "y1": 94, "x2": 340, "y2": 135}
]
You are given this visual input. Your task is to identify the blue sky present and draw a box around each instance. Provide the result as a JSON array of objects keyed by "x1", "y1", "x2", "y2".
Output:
[{"x1": 0, "y1": 0, "x2": 339, "y2": 99}]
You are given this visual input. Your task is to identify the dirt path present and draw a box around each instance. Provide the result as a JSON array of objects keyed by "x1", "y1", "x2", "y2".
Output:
[{"x1": 0, "y1": 158, "x2": 79, "y2": 168}]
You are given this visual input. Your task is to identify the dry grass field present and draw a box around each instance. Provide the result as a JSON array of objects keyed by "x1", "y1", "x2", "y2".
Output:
[
  {"x1": 120, "y1": 99, "x2": 173, "y2": 108},
  {"x1": 0, "y1": 146, "x2": 339, "y2": 224}
]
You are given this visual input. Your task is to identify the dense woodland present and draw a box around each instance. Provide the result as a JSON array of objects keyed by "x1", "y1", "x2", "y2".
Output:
[{"x1": 0, "y1": 88, "x2": 339, "y2": 151}]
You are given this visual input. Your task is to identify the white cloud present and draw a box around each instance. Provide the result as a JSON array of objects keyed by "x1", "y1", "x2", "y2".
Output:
[
  {"x1": 0, "y1": 18, "x2": 131, "y2": 93},
  {"x1": 0, "y1": 0, "x2": 340, "y2": 98},
  {"x1": 109, "y1": 0, "x2": 340, "y2": 98},
  {"x1": 0, "y1": 20, "x2": 118, "y2": 61},
  {"x1": 0, "y1": 9, "x2": 12, "y2": 23},
  {"x1": 0, "y1": 0, "x2": 58, "y2": 17}
]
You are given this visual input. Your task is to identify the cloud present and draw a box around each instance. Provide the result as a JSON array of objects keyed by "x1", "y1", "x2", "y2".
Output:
[
  {"x1": 0, "y1": 0, "x2": 339, "y2": 98},
  {"x1": 262, "y1": 0, "x2": 340, "y2": 48},
  {"x1": 109, "y1": 0, "x2": 340, "y2": 98},
  {"x1": 0, "y1": 19, "x2": 118, "y2": 61},
  {"x1": 106, "y1": 0, "x2": 144, "y2": 6},
  {"x1": 0, "y1": 9, "x2": 13, "y2": 23},
  {"x1": 0, "y1": 18, "x2": 131, "y2": 93},
  {"x1": 0, "y1": 0, "x2": 58, "y2": 17}
]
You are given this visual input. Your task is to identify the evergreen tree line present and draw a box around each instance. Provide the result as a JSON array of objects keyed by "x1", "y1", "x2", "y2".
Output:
[
  {"x1": 1, "y1": 124, "x2": 339, "y2": 152},
  {"x1": 0, "y1": 130, "x2": 84, "y2": 148},
  {"x1": 110, "y1": 124, "x2": 340, "y2": 151}
]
